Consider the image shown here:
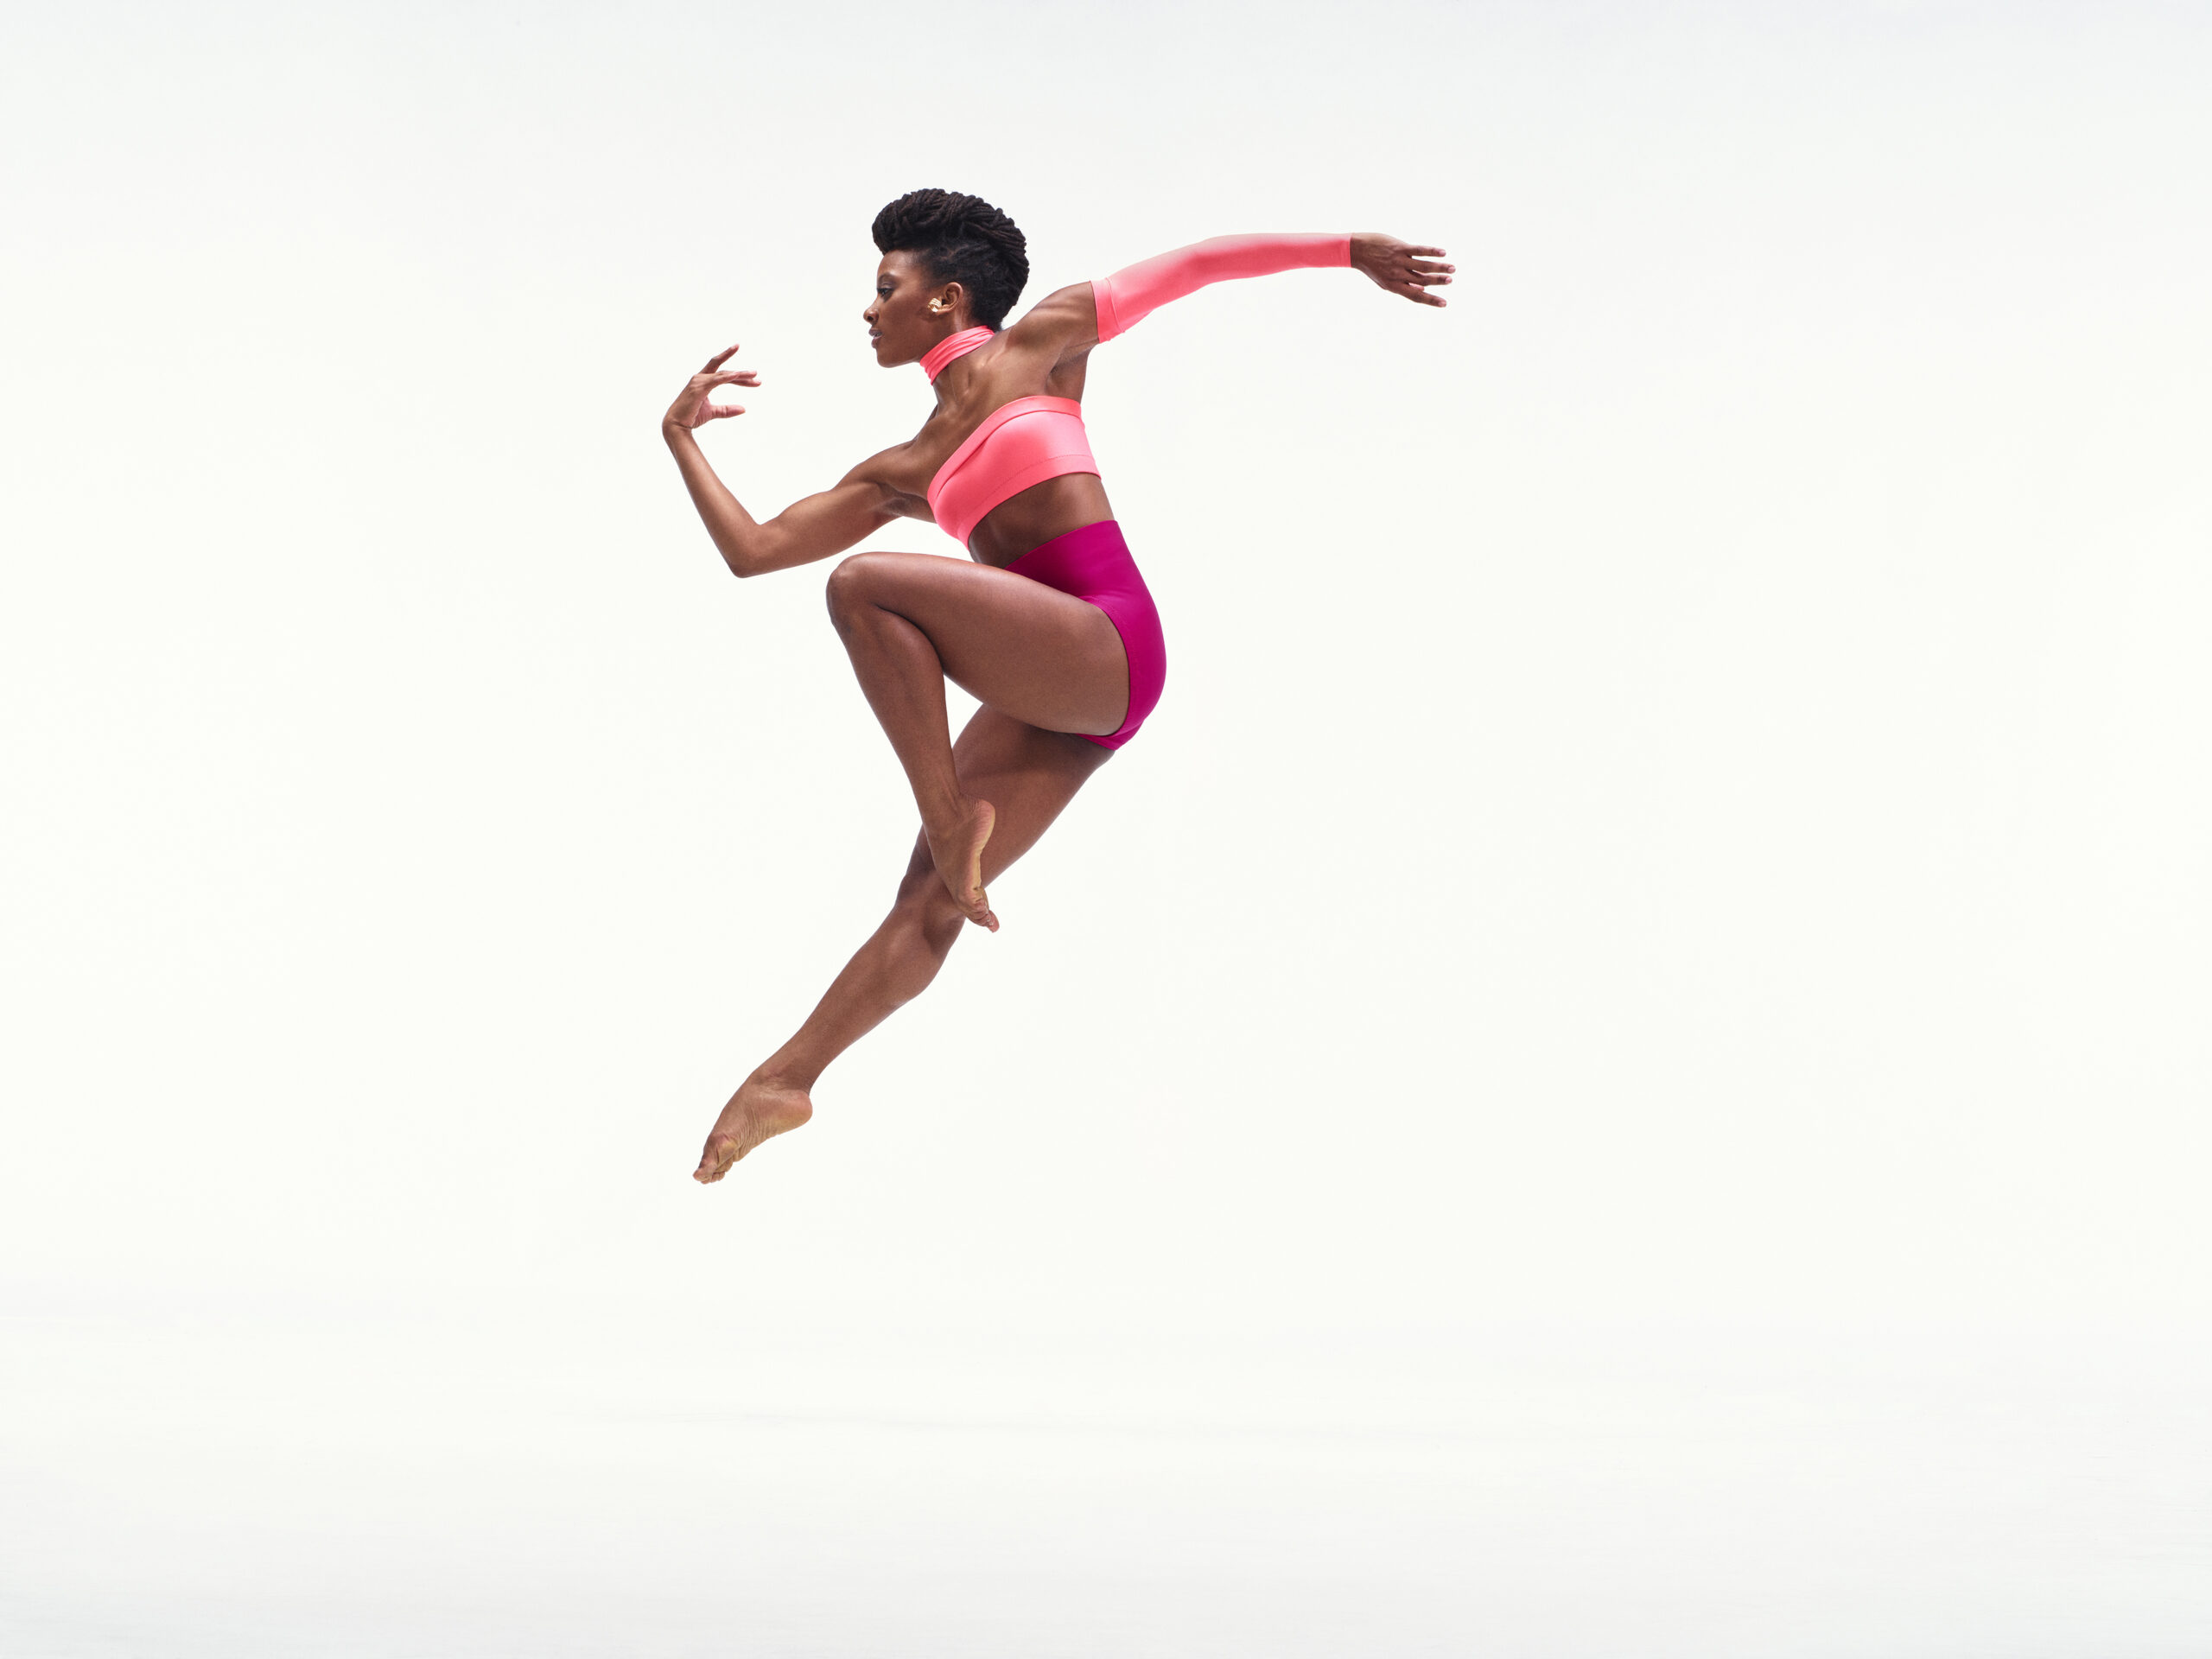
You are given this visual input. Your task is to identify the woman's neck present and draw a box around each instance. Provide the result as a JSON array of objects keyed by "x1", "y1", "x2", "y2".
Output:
[{"x1": 920, "y1": 325, "x2": 994, "y2": 385}]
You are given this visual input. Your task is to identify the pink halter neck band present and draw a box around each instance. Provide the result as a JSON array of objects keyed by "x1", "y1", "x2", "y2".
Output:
[{"x1": 919, "y1": 325, "x2": 995, "y2": 383}]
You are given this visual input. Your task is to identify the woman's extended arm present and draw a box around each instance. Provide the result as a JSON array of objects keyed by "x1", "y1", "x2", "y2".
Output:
[
  {"x1": 663, "y1": 345, "x2": 905, "y2": 580},
  {"x1": 1091, "y1": 232, "x2": 1350, "y2": 338},
  {"x1": 1008, "y1": 232, "x2": 1451, "y2": 364},
  {"x1": 1096, "y1": 232, "x2": 1453, "y2": 335}
]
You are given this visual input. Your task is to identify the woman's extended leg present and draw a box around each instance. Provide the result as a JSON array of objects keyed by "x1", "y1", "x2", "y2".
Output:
[
  {"x1": 823, "y1": 550, "x2": 1128, "y2": 929},
  {"x1": 693, "y1": 707, "x2": 1112, "y2": 1183}
]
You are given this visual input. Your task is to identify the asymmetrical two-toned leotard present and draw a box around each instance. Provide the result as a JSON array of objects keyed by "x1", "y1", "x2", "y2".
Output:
[{"x1": 920, "y1": 233, "x2": 1353, "y2": 748}]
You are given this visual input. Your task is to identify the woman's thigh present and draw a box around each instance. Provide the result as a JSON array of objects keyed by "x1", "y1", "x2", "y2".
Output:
[
  {"x1": 828, "y1": 551, "x2": 1129, "y2": 738},
  {"x1": 897, "y1": 706, "x2": 1114, "y2": 900}
]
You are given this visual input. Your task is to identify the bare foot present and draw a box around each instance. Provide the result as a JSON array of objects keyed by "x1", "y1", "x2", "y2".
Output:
[
  {"x1": 925, "y1": 797, "x2": 998, "y2": 931},
  {"x1": 693, "y1": 1074, "x2": 814, "y2": 1183}
]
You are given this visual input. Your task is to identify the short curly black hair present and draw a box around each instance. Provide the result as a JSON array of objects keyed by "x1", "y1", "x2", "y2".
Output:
[{"x1": 872, "y1": 188, "x2": 1030, "y2": 332}]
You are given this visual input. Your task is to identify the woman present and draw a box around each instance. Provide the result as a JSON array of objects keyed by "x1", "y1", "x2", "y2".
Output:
[{"x1": 664, "y1": 189, "x2": 1450, "y2": 1183}]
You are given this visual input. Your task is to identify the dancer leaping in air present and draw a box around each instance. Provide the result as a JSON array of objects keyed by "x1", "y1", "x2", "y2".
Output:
[{"x1": 664, "y1": 189, "x2": 1450, "y2": 1183}]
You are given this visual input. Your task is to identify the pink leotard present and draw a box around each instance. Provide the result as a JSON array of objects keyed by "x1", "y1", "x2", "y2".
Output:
[
  {"x1": 920, "y1": 330, "x2": 1148, "y2": 747},
  {"x1": 927, "y1": 394, "x2": 1099, "y2": 547},
  {"x1": 913, "y1": 236, "x2": 1350, "y2": 746},
  {"x1": 1004, "y1": 520, "x2": 1165, "y2": 749}
]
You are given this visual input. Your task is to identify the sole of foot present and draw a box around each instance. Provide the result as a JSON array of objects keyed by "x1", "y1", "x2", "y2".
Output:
[
  {"x1": 693, "y1": 1078, "x2": 814, "y2": 1184},
  {"x1": 928, "y1": 797, "x2": 998, "y2": 931}
]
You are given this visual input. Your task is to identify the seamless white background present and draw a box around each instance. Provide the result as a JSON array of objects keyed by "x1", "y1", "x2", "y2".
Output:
[{"x1": 3, "y1": 3, "x2": 2209, "y2": 1655}]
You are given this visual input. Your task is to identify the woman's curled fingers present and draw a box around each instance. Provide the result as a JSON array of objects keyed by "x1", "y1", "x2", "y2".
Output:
[
  {"x1": 694, "y1": 367, "x2": 755, "y2": 420},
  {"x1": 665, "y1": 346, "x2": 760, "y2": 429}
]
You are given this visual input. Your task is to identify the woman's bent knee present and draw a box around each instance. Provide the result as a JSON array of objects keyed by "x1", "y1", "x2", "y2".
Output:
[{"x1": 824, "y1": 552, "x2": 893, "y2": 621}]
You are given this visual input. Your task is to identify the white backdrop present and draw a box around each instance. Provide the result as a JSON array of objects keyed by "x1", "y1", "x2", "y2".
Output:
[{"x1": 4, "y1": 3, "x2": 2209, "y2": 1654}]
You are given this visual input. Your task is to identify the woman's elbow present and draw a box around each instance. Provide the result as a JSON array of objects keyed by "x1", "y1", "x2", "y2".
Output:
[{"x1": 718, "y1": 532, "x2": 776, "y2": 579}]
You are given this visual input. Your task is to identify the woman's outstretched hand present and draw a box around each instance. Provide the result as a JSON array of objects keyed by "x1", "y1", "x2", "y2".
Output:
[
  {"x1": 1351, "y1": 236, "x2": 1452, "y2": 307},
  {"x1": 664, "y1": 344, "x2": 761, "y2": 431}
]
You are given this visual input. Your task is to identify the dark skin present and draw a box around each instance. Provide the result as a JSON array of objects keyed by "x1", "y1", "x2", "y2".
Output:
[{"x1": 664, "y1": 232, "x2": 1452, "y2": 1181}]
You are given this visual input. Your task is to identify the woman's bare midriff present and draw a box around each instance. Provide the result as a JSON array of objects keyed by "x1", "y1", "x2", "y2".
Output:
[{"x1": 961, "y1": 471, "x2": 1116, "y2": 568}]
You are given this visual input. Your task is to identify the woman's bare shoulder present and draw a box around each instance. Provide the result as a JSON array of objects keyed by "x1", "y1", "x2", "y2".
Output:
[{"x1": 1003, "y1": 283, "x2": 1100, "y2": 361}]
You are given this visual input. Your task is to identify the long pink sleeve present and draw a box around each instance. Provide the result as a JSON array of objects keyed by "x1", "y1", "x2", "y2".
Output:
[{"x1": 1091, "y1": 232, "x2": 1351, "y2": 341}]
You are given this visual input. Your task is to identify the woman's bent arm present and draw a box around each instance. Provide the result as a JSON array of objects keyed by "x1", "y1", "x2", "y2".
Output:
[
  {"x1": 664, "y1": 424, "x2": 900, "y2": 579},
  {"x1": 663, "y1": 343, "x2": 904, "y2": 579}
]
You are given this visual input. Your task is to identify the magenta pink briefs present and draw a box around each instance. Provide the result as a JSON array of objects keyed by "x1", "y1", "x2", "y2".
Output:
[{"x1": 1005, "y1": 520, "x2": 1165, "y2": 750}]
